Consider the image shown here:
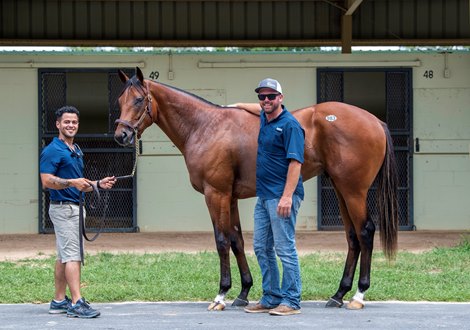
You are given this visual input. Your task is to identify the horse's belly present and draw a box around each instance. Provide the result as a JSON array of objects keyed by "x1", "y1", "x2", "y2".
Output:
[{"x1": 232, "y1": 181, "x2": 256, "y2": 199}]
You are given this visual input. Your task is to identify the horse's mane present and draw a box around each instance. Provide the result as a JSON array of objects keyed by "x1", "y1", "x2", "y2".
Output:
[
  {"x1": 121, "y1": 75, "x2": 222, "y2": 108},
  {"x1": 120, "y1": 75, "x2": 258, "y2": 116},
  {"x1": 157, "y1": 82, "x2": 261, "y2": 116},
  {"x1": 157, "y1": 81, "x2": 221, "y2": 108}
]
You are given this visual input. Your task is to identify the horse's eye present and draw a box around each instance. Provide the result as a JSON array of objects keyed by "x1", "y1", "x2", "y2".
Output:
[{"x1": 135, "y1": 97, "x2": 144, "y2": 105}]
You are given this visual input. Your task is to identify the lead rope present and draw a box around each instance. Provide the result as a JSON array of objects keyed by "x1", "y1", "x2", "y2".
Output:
[
  {"x1": 79, "y1": 135, "x2": 140, "y2": 265},
  {"x1": 130, "y1": 132, "x2": 140, "y2": 176},
  {"x1": 79, "y1": 82, "x2": 148, "y2": 264},
  {"x1": 79, "y1": 182, "x2": 105, "y2": 266},
  {"x1": 115, "y1": 132, "x2": 140, "y2": 180}
]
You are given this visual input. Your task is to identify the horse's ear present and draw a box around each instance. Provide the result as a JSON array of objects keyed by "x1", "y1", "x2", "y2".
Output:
[
  {"x1": 136, "y1": 67, "x2": 144, "y2": 83},
  {"x1": 118, "y1": 70, "x2": 129, "y2": 83}
]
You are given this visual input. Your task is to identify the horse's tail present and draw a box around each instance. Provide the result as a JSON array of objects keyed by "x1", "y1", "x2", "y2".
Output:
[{"x1": 377, "y1": 123, "x2": 399, "y2": 261}]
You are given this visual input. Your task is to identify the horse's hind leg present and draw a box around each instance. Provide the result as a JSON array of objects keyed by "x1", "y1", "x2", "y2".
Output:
[
  {"x1": 347, "y1": 206, "x2": 375, "y2": 310},
  {"x1": 229, "y1": 199, "x2": 253, "y2": 307},
  {"x1": 327, "y1": 190, "x2": 376, "y2": 310},
  {"x1": 326, "y1": 192, "x2": 361, "y2": 308}
]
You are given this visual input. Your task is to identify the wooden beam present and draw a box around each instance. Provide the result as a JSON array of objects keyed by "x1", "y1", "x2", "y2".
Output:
[
  {"x1": 341, "y1": 0, "x2": 364, "y2": 54},
  {"x1": 345, "y1": 0, "x2": 363, "y2": 16},
  {"x1": 341, "y1": 15, "x2": 352, "y2": 54},
  {"x1": 1, "y1": 38, "x2": 469, "y2": 48}
]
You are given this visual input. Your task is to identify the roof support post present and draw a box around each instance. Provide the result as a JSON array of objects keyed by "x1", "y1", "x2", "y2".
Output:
[
  {"x1": 341, "y1": 14, "x2": 352, "y2": 54},
  {"x1": 341, "y1": 0, "x2": 363, "y2": 54}
]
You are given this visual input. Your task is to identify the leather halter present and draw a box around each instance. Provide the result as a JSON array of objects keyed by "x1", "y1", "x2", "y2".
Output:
[{"x1": 115, "y1": 78, "x2": 153, "y2": 135}]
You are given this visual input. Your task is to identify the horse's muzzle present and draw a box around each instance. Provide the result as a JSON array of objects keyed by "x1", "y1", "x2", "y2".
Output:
[{"x1": 114, "y1": 129, "x2": 134, "y2": 147}]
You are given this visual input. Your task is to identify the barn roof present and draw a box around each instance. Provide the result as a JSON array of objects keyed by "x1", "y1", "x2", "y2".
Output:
[{"x1": 1, "y1": 0, "x2": 469, "y2": 53}]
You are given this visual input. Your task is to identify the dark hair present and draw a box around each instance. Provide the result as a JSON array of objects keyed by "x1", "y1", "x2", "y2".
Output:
[{"x1": 55, "y1": 106, "x2": 80, "y2": 120}]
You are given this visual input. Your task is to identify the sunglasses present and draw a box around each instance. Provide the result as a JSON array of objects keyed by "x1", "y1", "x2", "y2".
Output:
[
  {"x1": 257, "y1": 93, "x2": 280, "y2": 101},
  {"x1": 68, "y1": 144, "x2": 83, "y2": 159},
  {"x1": 71, "y1": 149, "x2": 83, "y2": 159}
]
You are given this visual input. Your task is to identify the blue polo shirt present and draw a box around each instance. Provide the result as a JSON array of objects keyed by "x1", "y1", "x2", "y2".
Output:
[
  {"x1": 256, "y1": 106, "x2": 305, "y2": 200},
  {"x1": 40, "y1": 137, "x2": 84, "y2": 203}
]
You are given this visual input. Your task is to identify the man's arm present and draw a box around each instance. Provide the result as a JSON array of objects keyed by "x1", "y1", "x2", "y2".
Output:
[
  {"x1": 40, "y1": 173, "x2": 117, "y2": 192},
  {"x1": 228, "y1": 103, "x2": 262, "y2": 116},
  {"x1": 40, "y1": 173, "x2": 94, "y2": 192},
  {"x1": 277, "y1": 160, "x2": 302, "y2": 218}
]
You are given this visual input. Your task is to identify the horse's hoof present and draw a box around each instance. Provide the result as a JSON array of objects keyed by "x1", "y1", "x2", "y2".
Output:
[
  {"x1": 232, "y1": 298, "x2": 249, "y2": 307},
  {"x1": 207, "y1": 301, "x2": 226, "y2": 311},
  {"x1": 325, "y1": 298, "x2": 343, "y2": 308},
  {"x1": 346, "y1": 299, "x2": 364, "y2": 310}
]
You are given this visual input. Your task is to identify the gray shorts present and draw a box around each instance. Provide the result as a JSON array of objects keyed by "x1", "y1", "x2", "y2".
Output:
[{"x1": 49, "y1": 204, "x2": 86, "y2": 263}]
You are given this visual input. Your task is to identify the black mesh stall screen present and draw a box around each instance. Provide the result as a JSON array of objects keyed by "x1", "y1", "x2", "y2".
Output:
[
  {"x1": 317, "y1": 69, "x2": 413, "y2": 230},
  {"x1": 40, "y1": 136, "x2": 136, "y2": 233},
  {"x1": 39, "y1": 69, "x2": 137, "y2": 233}
]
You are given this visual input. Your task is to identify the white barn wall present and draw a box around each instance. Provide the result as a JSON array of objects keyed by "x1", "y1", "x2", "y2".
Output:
[
  {"x1": 0, "y1": 51, "x2": 468, "y2": 233},
  {"x1": 0, "y1": 68, "x2": 39, "y2": 233},
  {"x1": 412, "y1": 53, "x2": 470, "y2": 230}
]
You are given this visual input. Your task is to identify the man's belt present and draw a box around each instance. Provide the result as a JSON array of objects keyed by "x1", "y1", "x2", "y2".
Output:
[{"x1": 50, "y1": 200, "x2": 79, "y2": 206}]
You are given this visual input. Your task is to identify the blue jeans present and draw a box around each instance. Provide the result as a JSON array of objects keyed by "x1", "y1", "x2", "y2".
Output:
[{"x1": 253, "y1": 195, "x2": 302, "y2": 310}]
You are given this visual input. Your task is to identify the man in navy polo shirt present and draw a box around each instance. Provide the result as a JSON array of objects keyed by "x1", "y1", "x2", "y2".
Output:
[
  {"x1": 244, "y1": 78, "x2": 305, "y2": 316},
  {"x1": 40, "y1": 105, "x2": 116, "y2": 318}
]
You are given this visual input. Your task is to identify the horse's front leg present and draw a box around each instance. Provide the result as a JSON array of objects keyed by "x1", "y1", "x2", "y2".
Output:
[
  {"x1": 207, "y1": 230, "x2": 232, "y2": 311},
  {"x1": 347, "y1": 217, "x2": 375, "y2": 310},
  {"x1": 229, "y1": 199, "x2": 252, "y2": 307},
  {"x1": 205, "y1": 191, "x2": 232, "y2": 311}
]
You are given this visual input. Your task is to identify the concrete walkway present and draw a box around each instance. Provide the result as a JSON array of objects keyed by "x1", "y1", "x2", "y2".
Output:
[{"x1": 1, "y1": 301, "x2": 469, "y2": 329}]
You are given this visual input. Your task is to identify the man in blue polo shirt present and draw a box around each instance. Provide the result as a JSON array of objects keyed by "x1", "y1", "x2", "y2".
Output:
[
  {"x1": 40, "y1": 106, "x2": 116, "y2": 318},
  {"x1": 244, "y1": 78, "x2": 305, "y2": 316}
]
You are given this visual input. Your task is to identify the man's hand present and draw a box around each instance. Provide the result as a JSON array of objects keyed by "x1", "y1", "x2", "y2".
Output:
[
  {"x1": 69, "y1": 178, "x2": 95, "y2": 191},
  {"x1": 97, "y1": 176, "x2": 117, "y2": 190},
  {"x1": 277, "y1": 195, "x2": 293, "y2": 218},
  {"x1": 277, "y1": 160, "x2": 302, "y2": 218}
]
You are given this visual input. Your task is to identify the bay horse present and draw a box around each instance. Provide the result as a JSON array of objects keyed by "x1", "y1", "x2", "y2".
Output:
[{"x1": 114, "y1": 67, "x2": 398, "y2": 311}]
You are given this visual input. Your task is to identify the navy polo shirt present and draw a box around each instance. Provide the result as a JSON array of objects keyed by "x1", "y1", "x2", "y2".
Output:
[
  {"x1": 256, "y1": 106, "x2": 305, "y2": 200},
  {"x1": 40, "y1": 137, "x2": 84, "y2": 203}
]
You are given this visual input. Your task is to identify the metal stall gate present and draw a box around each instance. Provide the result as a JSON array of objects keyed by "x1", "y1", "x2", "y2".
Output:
[
  {"x1": 317, "y1": 68, "x2": 413, "y2": 230},
  {"x1": 38, "y1": 68, "x2": 138, "y2": 233}
]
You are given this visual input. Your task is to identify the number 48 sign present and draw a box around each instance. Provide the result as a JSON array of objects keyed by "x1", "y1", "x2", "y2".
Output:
[{"x1": 423, "y1": 70, "x2": 434, "y2": 79}]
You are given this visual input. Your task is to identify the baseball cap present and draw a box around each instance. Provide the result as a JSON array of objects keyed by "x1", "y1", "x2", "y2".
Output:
[{"x1": 254, "y1": 78, "x2": 283, "y2": 94}]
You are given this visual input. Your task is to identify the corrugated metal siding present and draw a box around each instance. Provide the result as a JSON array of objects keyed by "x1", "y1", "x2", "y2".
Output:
[
  {"x1": 0, "y1": 0, "x2": 469, "y2": 46},
  {"x1": 353, "y1": 0, "x2": 469, "y2": 40}
]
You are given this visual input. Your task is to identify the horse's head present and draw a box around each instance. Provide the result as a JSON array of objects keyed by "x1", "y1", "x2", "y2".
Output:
[{"x1": 114, "y1": 67, "x2": 156, "y2": 147}]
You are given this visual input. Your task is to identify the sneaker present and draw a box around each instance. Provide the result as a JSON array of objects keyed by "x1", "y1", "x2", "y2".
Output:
[
  {"x1": 49, "y1": 295, "x2": 71, "y2": 314},
  {"x1": 269, "y1": 304, "x2": 301, "y2": 316},
  {"x1": 67, "y1": 298, "x2": 100, "y2": 318},
  {"x1": 244, "y1": 303, "x2": 275, "y2": 313}
]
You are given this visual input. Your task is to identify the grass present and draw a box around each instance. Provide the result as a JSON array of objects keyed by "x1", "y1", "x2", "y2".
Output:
[{"x1": 1, "y1": 236, "x2": 469, "y2": 304}]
